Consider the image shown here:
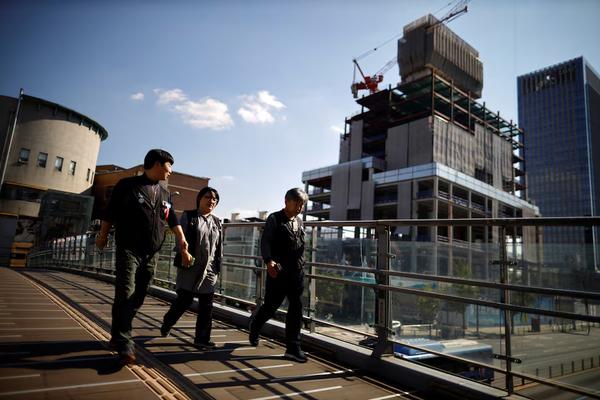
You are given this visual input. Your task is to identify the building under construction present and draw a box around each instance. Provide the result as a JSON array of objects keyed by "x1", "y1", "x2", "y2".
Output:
[{"x1": 302, "y1": 14, "x2": 539, "y2": 271}]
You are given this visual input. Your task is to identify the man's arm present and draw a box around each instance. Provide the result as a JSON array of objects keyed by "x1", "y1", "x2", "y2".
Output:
[
  {"x1": 171, "y1": 224, "x2": 188, "y2": 252},
  {"x1": 96, "y1": 220, "x2": 112, "y2": 250},
  {"x1": 260, "y1": 214, "x2": 276, "y2": 263},
  {"x1": 96, "y1": 178, "x2": 124, "y2": 250},
  {"x1": 260, "y1": 214, "x2": 279, "y2": 277}
]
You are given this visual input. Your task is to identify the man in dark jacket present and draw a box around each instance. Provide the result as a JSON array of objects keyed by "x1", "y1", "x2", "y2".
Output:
[
  {"x1": 248, "y1": 188, "x2": 309, "y2": 362},
  {"x1": 96, "y1": 149, "x2": 187, "y2": 364}
]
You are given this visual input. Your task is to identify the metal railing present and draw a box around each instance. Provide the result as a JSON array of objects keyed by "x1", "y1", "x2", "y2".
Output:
[{"x1": 27, "y1": 217, "x2": 600, "y2": 399}]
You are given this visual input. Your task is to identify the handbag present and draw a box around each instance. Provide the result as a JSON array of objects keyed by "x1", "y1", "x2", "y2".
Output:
[{"x1": 173, "y1": 251, "x2": 183, "y2": 268}]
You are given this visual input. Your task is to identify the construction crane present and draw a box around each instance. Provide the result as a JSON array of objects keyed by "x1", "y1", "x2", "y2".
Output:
[
  {"x1": 350, "y1": 0, "x2": 470, "y2": 98},
  {"x1": 351, "y1": 59, "x2": 384, "y2": 98},
  {"x1": 427, "y1": 0, "x2": 469, "y2": 31}
]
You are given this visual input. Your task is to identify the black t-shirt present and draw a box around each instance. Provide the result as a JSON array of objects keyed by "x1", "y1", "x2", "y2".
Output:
[
  {"x1": 260, "y1": 210, "x2": 305, "y2": 270},
  {"x1": 104, "y1": 173, "x2": 179, "y2": 255}
]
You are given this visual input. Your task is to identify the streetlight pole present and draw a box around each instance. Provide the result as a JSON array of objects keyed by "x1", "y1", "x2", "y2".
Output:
[{"x1": 0, "y1": 88, "x2": 24, "y2": 192}]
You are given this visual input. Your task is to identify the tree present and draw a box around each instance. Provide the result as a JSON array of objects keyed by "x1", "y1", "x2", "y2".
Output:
[
  {"x1": 441, "y1": 260, "x2": 480, "y2": 338},
  {"x1": 416, "y1": 284, "x2": 440, "y2": 338}
]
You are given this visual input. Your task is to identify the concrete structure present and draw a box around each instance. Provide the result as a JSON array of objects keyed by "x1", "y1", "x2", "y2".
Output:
[
  {"x1": 92, "y1": 164, "x2": 210, "y2": 220},
  {"x1": 302, "y1": 15, "x2": 539, "y2": 275},
  {"x1": 398, "y1": 14, "x2": 483, "y2": 98},
  {"x1": 0, "y1": 92, "x2": 107, "y2": 264},
  {"x1": 0, "y1": 94, "x2": 107, "y2": 206},
  {"x1": 518, "y1": 57, "x2": 600, "y2": 275}
]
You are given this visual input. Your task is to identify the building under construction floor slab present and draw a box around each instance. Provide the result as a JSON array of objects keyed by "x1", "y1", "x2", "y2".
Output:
[{"x1": 302, "y1": 13, "x2": 540, "y2": 282}]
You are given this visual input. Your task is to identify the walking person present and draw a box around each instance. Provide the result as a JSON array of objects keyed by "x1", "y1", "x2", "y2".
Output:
[
  {"x1": 96, "y1": 149, "x2": 187, "y2": 365},
  {"x1": 161, "y1": 187, "x2": 223, "y2": 349},
  {"x1": 248, "y1": 188, "x2": 309, "y2": 362}
]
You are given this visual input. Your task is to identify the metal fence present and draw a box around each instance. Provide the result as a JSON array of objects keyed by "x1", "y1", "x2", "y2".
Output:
[{"x1": 27, "y1": 217, "x2": 600, "y2": 399}]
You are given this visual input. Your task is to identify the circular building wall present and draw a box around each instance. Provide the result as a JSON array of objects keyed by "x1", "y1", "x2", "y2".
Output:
[{"x1": 0, "y1": 94, "x2": 108, "y2": 217}]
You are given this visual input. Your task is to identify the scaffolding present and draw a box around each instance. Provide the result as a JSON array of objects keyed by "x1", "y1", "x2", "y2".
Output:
[{"x1": 351, "y1": 70, "x2": 526, "y2": 195}]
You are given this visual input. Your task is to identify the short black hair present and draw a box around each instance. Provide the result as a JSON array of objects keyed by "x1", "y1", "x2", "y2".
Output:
[
  {"x1": 196, "y1": 186, "x2": 220, "y2": 208},
  {"x1": 285, "y1": 188, "x2": 308, "y2": 203},
  {"x1": 144, "y1": 149, "x2": 174, "y2": 169}
]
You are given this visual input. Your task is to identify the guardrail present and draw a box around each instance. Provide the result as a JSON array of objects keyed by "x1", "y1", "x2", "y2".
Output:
[{"x1": 27, "y1": 217, "x2": 600, "y2": 399}]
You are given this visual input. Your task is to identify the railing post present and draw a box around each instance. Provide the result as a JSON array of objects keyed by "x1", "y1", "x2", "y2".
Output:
[
  {"x1": 499, "y1": 225, "x2": 514, "y2": 393},
  {"x1": 109, "y1": 234, "x2": 115, "y2": 273},
  {"x1": 373, "y1": 223, "x2": 393, "y2": 357},
  {"x1": 308, "y1": 226, "x2": 318, "y2": 333},
  {"x1": 218, "y1": 226, "x2": 227, "y2": 303}
]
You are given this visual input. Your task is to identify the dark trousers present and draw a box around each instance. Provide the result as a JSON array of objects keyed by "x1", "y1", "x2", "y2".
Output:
[
  {"x1": 251, "y1": 269, "x2": 304, "y2": 351},
  {"x1": 111, "y1": 248, "x2": 156, "y2": 352},
  {"x1": 162, "y1": 289, "x2": 214, "y2": 343}
]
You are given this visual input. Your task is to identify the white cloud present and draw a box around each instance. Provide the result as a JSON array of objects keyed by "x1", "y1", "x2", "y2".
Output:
[
  {"x1": 238, "y1": 90, "x2": 286, "y2": 125},
  {"x1": 257, "y1": 91, "x2": 285, "y2": 109},
  {"x1": 220, "y1": 175, "x2": 235, "y2": 181},
  {"x1": 130, "y1": 92, "x2": 145, "y2": 101},
  {"x1": 154, "y1": 88, "x2": 187, "y2": 105},
  {"x1": 154, "y1": 88, "x2": 233, "y2": 131}
]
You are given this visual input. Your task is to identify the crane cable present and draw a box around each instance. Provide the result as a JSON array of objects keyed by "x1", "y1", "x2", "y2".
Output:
[
  {"x1": 352, "y1": 30, "x2": 403, "y2": 84},
  {"x1": 354, "y1": 31, "x2": 403, "y2": 62},
  {"x1": 352, "y1": 0, "x2": 469, "y2": 86}
]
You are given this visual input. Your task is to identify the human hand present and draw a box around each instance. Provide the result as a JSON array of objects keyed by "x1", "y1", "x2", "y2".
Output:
[
  {"x1": 266, "y1": 260, "x2": 281, "y2": 278},
  {"x1": 182, "y1": 250, "x2": 194, "y2": 268}
]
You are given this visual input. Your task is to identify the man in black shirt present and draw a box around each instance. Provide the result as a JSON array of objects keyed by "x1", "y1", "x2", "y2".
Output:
[
  {"x1": 96, "y1": 149, "x2": 187, "y2": 364},
  {"x1": 248, "y1": 188, "x2": 309, "y2": 362}
]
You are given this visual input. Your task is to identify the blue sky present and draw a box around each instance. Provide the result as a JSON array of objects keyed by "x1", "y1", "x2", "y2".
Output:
[{"x1": 2, "y1": 0, "x2": 599, "y2": 220}]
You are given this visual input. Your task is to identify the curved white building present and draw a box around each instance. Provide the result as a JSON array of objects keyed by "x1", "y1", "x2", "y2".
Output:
[
  {"x1": 0, "y1": 92, "x2": 108, "y2": 265},
  {"x1": 0, "y1": 94, "x2": 107, "y2": 217}
]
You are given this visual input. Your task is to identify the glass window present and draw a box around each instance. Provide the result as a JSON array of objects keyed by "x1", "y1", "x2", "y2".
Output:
[
  {"x1": 55, "y1": 156, "x2": 63, "y2": 171},
  {"x1": 69, "y1": 161, "x2": 76, "y2": 176},
  {"x1": 37, "y1": 152, "x2": 48, "y2": 168},
  {"x1": 18, "y1": 148, "x2": 30, "y2": 163}
]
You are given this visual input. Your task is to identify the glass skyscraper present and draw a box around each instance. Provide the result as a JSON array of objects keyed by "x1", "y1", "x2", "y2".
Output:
[{"x1": 518, "y1": 57, "x2": 600, "y2": 275}]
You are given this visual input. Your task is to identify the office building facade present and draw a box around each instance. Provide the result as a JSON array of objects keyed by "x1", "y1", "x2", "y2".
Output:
[{"x1": 518, "y1": 57, "x2": 600, "y2": 273}]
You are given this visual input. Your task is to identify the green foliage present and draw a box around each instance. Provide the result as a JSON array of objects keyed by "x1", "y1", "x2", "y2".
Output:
[
  {"x1": 445, "y1": 259, "x2": 479, "y2": 312},
  {"x1": 416, "y1": 284, "x2": 440, "y2": 323}
]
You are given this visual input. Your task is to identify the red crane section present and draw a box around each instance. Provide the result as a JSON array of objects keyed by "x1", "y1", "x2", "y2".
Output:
[{"x1": 351, "y1": 59, "x2": 384, "y2": 98}]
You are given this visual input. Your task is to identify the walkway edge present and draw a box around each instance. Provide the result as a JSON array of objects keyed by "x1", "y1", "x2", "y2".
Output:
[{"x1": 21, "y1": 269, "x2": 212, "y2": 400}]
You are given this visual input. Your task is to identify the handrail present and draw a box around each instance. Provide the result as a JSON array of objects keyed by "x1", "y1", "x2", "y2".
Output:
[
  {"x1": 222, "y1": 216, "x2": 600, "y2": 228},
  {"x1": 377, "y1": 269, "x2": 600, "y2": 300},
  {"x1": 306, "y1": 273, "x2": 600, "y2": 324},
  {"x1": 27, "y1": 216, "x2": 600, "y2": 399}
]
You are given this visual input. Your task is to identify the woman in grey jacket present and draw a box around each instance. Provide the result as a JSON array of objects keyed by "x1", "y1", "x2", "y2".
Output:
[{"x1": 160, "y1": 186, "x2": 222, "y2": 348}]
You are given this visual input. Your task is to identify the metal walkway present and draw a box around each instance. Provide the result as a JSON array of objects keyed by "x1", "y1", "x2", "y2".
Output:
[{"x1": 0, "y1": 267, "x2": 421, "y2": 400}]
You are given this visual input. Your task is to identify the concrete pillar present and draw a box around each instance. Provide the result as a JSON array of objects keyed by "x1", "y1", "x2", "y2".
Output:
[
  {"x1": 432, "y1": 177, "x2": 439, "y2": 275},
  {"x1": 448, "y1": 183, "x2": 453, "y2": 275}
]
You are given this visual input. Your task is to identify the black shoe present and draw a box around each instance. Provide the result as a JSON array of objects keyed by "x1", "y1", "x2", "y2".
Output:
[
  {"x1": 160, "y1": 325, "x2": 171, "y2": 338},
  {"x1": 249, "y1": 330, "x2": 259, "y2": 346},
  {"x1": 108, "y1": 338, "x2": 119, "y2": 350},
  {"x1": 248, "y1": 317, "x2": 259, "y2": 346},
  {"x1": 119, "y1": 350, "x2": 136, "y2": 365},
  {"x1": 284, "y1": 348, "x2": 307, "y2": 363},
  {"x1": 194, "y1": 340, "x2": 216, "y2": 349}
]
